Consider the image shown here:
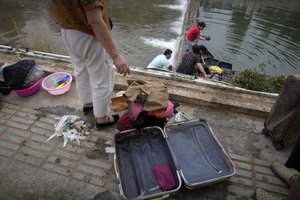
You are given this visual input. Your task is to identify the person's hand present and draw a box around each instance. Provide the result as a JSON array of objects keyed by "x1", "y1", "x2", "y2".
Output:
[
  {"x1": 201, "y1": 74, "x2": 208, "y2": 79},
  {"x1": 112, "y1": 54, "x2": 130, "y2": 76}
]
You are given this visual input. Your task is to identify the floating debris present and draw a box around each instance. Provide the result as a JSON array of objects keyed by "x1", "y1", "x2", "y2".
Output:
[{"x1": 47, "y1": 115, "x2": 90, "y2": 147}]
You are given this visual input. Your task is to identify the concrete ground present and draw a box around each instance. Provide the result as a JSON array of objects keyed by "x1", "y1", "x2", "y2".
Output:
[
  {"x1": 0, "y1": 0, "x2": 294, "y2": 197},
  {"x1": 0, "y1": 76, "x2": 294, "y2": 200}
]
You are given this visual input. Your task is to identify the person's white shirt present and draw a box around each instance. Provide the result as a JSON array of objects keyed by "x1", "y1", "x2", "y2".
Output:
[{"x1": 147, "y1": 54, "x2": 171, "y2": 71}]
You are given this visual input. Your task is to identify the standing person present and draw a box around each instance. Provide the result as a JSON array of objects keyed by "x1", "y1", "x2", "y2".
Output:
[
  {"x1": 186, "y1": 21, "x2": 210, "y2": 52},
  {"x1": 176, "y1": 44, "x2": 207, "y2": 79},
  {"x1": 52, "y1": 0, "x2": 130, "y2": 130},
  {"x1": 147, "y1": 49, "x2": 173, "y2": 71}
]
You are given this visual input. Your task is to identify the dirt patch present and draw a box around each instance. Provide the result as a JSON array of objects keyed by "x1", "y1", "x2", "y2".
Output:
[
  {"x1": 20, "y1": 140, "x2": 27, "y2": 147},
  {"x1": 37, "y1": 106, "x2": 82, "y2": 117},
  {"x1": 36, "y1": 105, "x2": 94, "y2": 126},
  {"x1": 54, "y1": 158, "x2": 61, "y2": 164},
  {"x1": 86, "y1": 138, "x2": 109, "y2": 160}
]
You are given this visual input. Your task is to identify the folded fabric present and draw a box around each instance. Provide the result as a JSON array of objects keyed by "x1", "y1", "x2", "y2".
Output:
[
  {"x1": 134, "y1": 112, "x2": 165, "y2": 129},
  {"x1": 147, "y1": 109, "x2": 166, "y2": 120},
  {"x1": 111, "y1": 96, "x2": 128, "y2": 111},
  {"x1": 147, "y1": 101, "x2": 174, "y2": 120},
  {"x1": 124, "y1": 80, "x2": 169, "y2": 111},
  {"x1": 164, "y1": 101, "x2": 175, "y2": 119},
  {"x1": 153, "y1": 164, "x2": 176, "y2": 191},
  {"x1": 128, "y1": 101, "x2": 143, "y2": 121},
  {"x1": 117, "y1": 111, "x2": 134, "y2": 131}
]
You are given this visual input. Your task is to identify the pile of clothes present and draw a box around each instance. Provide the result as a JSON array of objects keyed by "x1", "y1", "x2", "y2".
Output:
[
  {"x1": 0, "y1": 59, "x2": 44, "y2": 95},
  {"x1": 116, "y1": 80, "x2": 176, "y2": 131}
]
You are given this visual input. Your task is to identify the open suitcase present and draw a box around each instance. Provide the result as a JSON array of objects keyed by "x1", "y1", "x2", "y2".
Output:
[
  {"x1": 114, "y1": 119, "x2": 235, "y2": 199},
  {"x1": 263, "y1": 74, "x2": 300, "y2": 150}
]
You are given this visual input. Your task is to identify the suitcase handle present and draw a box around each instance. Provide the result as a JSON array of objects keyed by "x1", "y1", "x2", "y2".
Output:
[{"x1": 113, "y1": 154, "x2": 120, "y2": 179}]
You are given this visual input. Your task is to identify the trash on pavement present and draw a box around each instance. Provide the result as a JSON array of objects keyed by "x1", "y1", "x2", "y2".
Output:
[
  {"x1": 174, "y1": 111, "x2": 189, "y2": 122},
  {"x1": 47, "y1": 115, "x2": 90, "y2": 147},
  {"x1": 105, "y1": 147, "x2": 115, "y2": 154}
]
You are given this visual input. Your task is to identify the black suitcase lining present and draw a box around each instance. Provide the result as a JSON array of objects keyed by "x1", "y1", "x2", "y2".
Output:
[{"x1": 115, "y1": 128, "x2": 180, "y2": 198}]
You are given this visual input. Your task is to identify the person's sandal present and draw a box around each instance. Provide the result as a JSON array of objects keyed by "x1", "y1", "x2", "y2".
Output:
[
  {"x1": 96, "y1": 115, "x2": 119, "y2": 131},
  {"x1": 255, "y1": 188, "x2": 284, "y2": 200},
  {"x1": 272, "y1": 161, "x2": 299, "y2": 186}
]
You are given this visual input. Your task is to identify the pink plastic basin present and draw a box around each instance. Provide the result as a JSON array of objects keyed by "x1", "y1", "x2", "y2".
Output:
[
  {"x1": 42, "y1": 72, "x2": 72, "y2": 96},
  {"x1": 14, "y1": 79, "x2": 41, "y2": 97}
]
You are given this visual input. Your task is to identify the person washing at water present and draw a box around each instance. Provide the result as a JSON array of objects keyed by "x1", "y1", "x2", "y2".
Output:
[
  {"x1": 198, "y1": 45, "x2": 210, "y2": 75},
  {"x1": 147, "y1": 49, "x2": 173, "y2": 71},
  {"x1": 176, "y1": 44, "x2": 207, "y2": 79},
  {"x1": 52, "y1": 0, "x2": 130, "y2": 131},
  {"x1": 186, "y1": 21, "x2": 210, "y2": 52}
]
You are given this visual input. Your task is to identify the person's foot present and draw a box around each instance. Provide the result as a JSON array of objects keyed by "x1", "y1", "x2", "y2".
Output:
[
  {"x1": 96, "y1": 115, "x2": 119, "y2": 131},
  {"x1": 83, "y1": 103, "x2": 93, "y2": 114},
  {"x1": 255, "y1": 188, "x2": 285, "y2": 200},
  {"x1": 272, "y1": 161, "x2": 300, "y2": 186}
]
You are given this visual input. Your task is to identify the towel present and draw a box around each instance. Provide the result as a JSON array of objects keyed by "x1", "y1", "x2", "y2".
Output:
[{"x1": 153, "y1": 164, "x2": 176, "y2": 191}]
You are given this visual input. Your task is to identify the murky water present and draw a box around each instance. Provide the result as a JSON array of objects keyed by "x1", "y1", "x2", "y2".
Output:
[
  {"x1": 199, "y1": 0, "x2": 300, "y2": 76},
  {"x1": 0, "y1": 0, "x2": 299, "y2": 76}
]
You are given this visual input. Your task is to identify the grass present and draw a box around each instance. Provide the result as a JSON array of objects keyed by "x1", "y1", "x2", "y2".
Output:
[{"x1": 233, "y1": 65, "x2": 286, "y2": 93}]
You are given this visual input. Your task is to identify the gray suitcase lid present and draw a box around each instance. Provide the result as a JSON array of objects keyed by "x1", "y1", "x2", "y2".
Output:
[{"x1": 163, "y1": 119, "x2": 236, "y2": 188}]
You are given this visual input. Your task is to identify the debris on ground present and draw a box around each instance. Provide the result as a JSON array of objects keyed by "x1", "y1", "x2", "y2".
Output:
[
  {"x1": 92, "y1": 190, "x2": 116, "y2": 200},
  {"x1": 47, "y1": 115, "x2": 90, "y2": 147},
  {"x1": 174, "y1": 112, "x2": 189, "y2": 122},
  {"x1": 105, "y1": 147, "x2": 115, "y2": 154}
]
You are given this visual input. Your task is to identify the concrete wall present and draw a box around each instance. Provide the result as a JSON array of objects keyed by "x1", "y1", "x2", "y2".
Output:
[{"x1": 176, "y1": 0, "x2": 200, "y2": 64}]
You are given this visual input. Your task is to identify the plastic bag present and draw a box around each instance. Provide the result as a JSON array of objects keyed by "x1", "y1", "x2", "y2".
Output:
[
  {"x1": 0, "y1": 63, "x2": 11, "y2": 95},
  {"x1": 174, "y1": 112, "x2": 189, "y2": 122},
  {"x1": 23, "y1": 64, "x2": 44, "y2": 88},
  {"x1": 3, "y1": 60, "x2": 35, "y2": 90},
  {"x1": 47, "y1": 115, "x2": 90, "y2": 148}
]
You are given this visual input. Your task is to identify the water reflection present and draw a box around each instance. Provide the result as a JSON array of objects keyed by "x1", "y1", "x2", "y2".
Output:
[
  {"x1": 0, "y1": 0, "x2": 64, "y2": 53},
  {"x1": 200, "y1": 0, "x2": 300, "y2": 76},
  {"x1": 0, "y1": 0, "x2": 299, "y2": 76}
]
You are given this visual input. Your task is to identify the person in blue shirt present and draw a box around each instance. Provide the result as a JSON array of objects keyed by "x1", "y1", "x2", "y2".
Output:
[{"x1": 147, "y1": 49, "x2": 173, "y2": 71}]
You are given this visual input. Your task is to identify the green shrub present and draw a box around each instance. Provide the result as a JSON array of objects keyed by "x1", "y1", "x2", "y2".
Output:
[{"x1": 233, "y1": 67, "x2": 286, "y2": 93}]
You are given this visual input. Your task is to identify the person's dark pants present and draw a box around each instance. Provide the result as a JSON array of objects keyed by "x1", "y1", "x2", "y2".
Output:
[{"x1": 285, "y1": 135, "x2": 300, "y2": 172}]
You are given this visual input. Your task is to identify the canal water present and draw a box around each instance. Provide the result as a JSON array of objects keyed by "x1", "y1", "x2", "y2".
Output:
[{"x1": 0, "y1": 0, "x2": 299, "y2": 76}]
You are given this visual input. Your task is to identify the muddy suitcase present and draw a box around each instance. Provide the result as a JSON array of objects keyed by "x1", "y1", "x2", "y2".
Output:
[
  {"x1": 114, "y1": 119, "x2": 235, "y2": 199},
  {"x1": 263, "y1": 74, "x2": 300, "y2": 150}
]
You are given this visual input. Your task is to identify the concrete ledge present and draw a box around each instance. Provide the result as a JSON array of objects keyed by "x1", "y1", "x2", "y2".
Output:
[
  {"x1": 113, "y1": 68, "x2": 276, "y2": 118},
  {"x1": 0, "y1": 49, "x2": 277, "y2": 117}
]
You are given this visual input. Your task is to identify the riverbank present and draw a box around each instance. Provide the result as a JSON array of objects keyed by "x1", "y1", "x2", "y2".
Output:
[
  {"x1": 0, "y1": 48, "x2": 292, "y2": 200},
  {"x1": 177, "y1": 0, "x2": 200, "y2": 62},
  {"x1": 0, "y1": 45, "x2": 278, "y2": 118}
]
